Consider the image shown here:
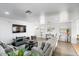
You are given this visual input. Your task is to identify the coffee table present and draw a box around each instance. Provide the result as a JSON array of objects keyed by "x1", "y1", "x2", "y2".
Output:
[{"x1": 25, "y1": 40, "x2": 38, "y2": 50}]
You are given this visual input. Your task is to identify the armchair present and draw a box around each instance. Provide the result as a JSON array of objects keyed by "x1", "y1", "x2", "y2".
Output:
[{"x1": 31, "y1": 38, "x2": 58, "y2": 56}]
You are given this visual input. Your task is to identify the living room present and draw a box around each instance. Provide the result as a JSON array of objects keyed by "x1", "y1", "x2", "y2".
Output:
[{"x1": 0, "y1": 3, "x2": 79, "y2": 56}]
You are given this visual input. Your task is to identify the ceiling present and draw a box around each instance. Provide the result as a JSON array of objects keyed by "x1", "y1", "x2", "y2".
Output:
[{"x1": 0, "y1": 3, "x2": 79, "y2": 19}]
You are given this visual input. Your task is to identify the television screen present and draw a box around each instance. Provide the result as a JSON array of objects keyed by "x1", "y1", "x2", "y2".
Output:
[{"x1": 12, "y1": 24, "x2": 26, "y2": 33}]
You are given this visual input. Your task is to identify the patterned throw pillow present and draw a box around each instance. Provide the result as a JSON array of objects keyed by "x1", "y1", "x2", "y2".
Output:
[{"x1": 0, "y1": 41, "x2": 7, "y2": 48}]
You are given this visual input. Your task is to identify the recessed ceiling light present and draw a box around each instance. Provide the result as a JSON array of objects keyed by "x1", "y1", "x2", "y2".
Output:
[{"x1": 4, "y1": 11, "x2": 10, "y2": 15}]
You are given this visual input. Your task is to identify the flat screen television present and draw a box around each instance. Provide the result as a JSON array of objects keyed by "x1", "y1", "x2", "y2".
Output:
[{"x1": 12, "y1": 24, "x2": 26, "y2": 33}]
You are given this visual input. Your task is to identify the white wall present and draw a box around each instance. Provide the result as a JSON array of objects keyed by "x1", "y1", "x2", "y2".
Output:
[
  {"x1": 71, "y1": 21, "x2": 77, "y2": 44},
  {"x1": 0, "y1": 19, "x2": 12, "y2": 44},
  {"x1": 69, "y1": 9, "x2": 79, "y2": 44},
  {"x1": 0, "y1": 17, "x2": 37, "y2": 44},
  {"x1": 71, "y1": 20, "x2": 79, "y2": 44}
]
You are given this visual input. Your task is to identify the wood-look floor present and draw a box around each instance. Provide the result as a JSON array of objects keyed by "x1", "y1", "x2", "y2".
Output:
[
  {"x1": 53, "y1": 41, "x2": 77, "y2": 56},
  {"x1": 73, "y1": 44, "x2": 79, "y2": 55},
  {"x1": 37, "y1": 38, "x2": 78, "y2": 56}
]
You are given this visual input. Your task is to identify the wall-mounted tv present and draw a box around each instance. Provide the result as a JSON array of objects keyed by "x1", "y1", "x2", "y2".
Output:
[{"x1": 12, "y1": 24, "x2": 26, "y2": 33}]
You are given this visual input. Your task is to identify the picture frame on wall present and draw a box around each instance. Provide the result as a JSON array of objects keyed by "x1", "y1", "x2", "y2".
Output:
[{"x1": 12, "y1": 24, "x2": 26, "y2": 33}]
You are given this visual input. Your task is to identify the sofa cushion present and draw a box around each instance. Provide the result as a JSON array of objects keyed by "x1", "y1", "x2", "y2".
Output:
[
  {"x1": 43, "y1": 43, "x2": 50, "y2": 53},
  {"x1": 32, "y1": 47, "x2": 43, "y2": 55},
  {"x1": 44, "y1": 46, "x2": 52, "y2": 56},
  {"x1": 5, "y1": 47, "x2": 13, "y2": 53},
  {"x1": 41, "y1": 42, "x2": 45, "y2": 50},
  {"x1": 0, "y1": 41, "x2": 7, "y2": 48},
  {"x1": 0, "y1": 45, "x2": 7, "y2": 56}
]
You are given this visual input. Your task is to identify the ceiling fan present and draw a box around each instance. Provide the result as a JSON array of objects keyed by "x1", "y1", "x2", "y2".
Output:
[{"x1": 25, "y1": 10, "x2": 32, "y2": 14}]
